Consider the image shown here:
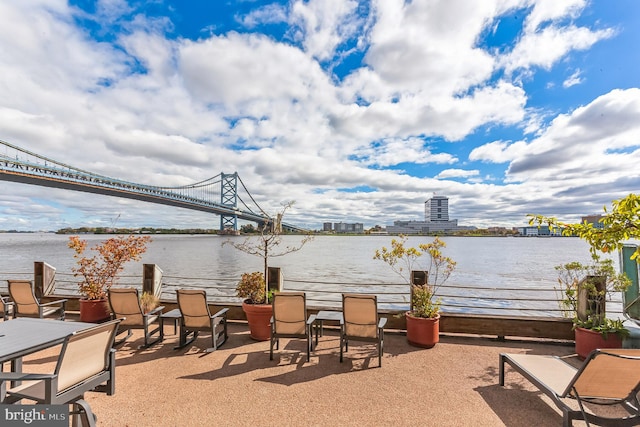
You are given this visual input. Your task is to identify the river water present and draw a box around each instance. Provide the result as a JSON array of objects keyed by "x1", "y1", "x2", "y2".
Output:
[{"x1": 0, "y1": 233, "x2": 623, "y2": 317}]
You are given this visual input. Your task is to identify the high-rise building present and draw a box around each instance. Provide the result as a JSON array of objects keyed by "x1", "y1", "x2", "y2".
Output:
[
  {"x1": 425, "y1": 195, "x2": 449, "y2": 222},
  {"x1": 386, "y1": 195, "x2": 468, "y2": 234}
]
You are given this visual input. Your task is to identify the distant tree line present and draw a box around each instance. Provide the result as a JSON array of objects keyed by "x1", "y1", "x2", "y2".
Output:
[{"x1": 55, "y1": 227, "x2": 219, "y2": 235}]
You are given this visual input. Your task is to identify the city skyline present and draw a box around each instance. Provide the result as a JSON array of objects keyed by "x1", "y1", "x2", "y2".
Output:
[{"x1": 0, "y1": 1, "x2": 638, "y2": 231}]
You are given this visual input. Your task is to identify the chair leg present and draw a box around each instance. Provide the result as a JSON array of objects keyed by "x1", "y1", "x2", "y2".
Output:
[
  {"x1": 498, "y1": 354, "x2": 506, "y2": 386},
  {"x1": 142, "y1": 322, "x2": 163, "y2": 348},
  {"x1": 270, "y1": 333, "x2": 275, "y2": 360},
  {"x1": 378, "y1": 329, "x2": 384, "y2": 367},
  {"x1": 71, "y1": 399, "x2": 97, "y2": 427},
  {"x1": 206, "y1": 318, "x2": 228, "y2": 353},
  {"x1": 221, "y1": 317, "x2": 228, "y2": 345},
  {"x1": 113, "y1": 329, "x2": 133, "y2": 347},
  {"x1": 174, "y1": 325, "x2": 197, "y2": 350}
]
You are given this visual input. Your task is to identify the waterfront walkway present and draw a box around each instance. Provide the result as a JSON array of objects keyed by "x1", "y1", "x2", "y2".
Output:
[{"x1": 16, "y1": 321, "x2": 603, "y2": 426}]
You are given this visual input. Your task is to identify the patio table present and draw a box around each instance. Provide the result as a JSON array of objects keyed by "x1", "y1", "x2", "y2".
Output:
[
  {"x1": 0, "y1": 317, "x2": 96, "y2": 402},
  {"x1": 160, "y1": 308, "x2": 182, "y2": 336},
  {"x1": 313, "y1": 310, "x2": 343, "y2": 345}
]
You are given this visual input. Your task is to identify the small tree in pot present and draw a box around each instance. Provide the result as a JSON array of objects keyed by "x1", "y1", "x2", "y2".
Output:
[
  {"x1": 374, "y1": 235, "x2": 456, "y2": 348},
  {"x1": 224, "y1": 201, "x2": 312, "y2": 340},
  {"x1": 555, "y1": 256, "x2": 630, "y2": 358},
  {"x1": 68, "y1": 234, "x2": 151, "y2": 322},
  {"x1": 530, "y1": 193, "x2": 639, "y2": 356}
]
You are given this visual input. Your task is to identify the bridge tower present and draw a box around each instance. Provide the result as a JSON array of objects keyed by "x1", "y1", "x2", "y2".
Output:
[{"x1": 220, "y1": 172, "x2": 238, "y2": 231}]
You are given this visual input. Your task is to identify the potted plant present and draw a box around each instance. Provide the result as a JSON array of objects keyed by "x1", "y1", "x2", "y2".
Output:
[
  {"x1": 531, "y1": 193, "x2": 640, "y2": 357},
  {"x1": 235, "y1": 271, "x2": 272, "y2": 340},
  {"x1": 68, "y1": 234, "x2": 151, "y2": 322},
  {"x1": 224, "y1": 201, "x2": 312, "y2": 341},
  {"x1": 374, "y1": 235, "x2": 456, "y2": 348},
  {"x1": 555, "y1": 256, "x2": 630, "y2": 358},
  {"x1": 139, "y1": 291, "x2": 160, "y2": 314}
]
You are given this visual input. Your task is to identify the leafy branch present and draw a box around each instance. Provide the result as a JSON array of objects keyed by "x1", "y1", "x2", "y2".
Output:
[
  {"x1": 528, "y1": 193, "x2": 640, "y2": 259},
  {"x1": 223, "y1": 201, "x2": 313, "y2": 304}
]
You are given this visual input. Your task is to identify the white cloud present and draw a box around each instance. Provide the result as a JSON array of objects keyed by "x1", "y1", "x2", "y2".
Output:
[
  {"x1": 238, "y1": 3, "x2": 288, "y2": 28},
  {"x1": 363, "y1": 0, "x2": 497, "y2": 97},
  {"x1": 524, "y1": 0, "x2": 586, "y2": 32},
  {"x1": 289, "y1": 0, "x2": 362, "y2": 61},
  {"x1": 501, "y1": 25, "x2": 615, "y2": 74},
  {"x1": 436, "y1": 169, "x2": 480, "y2": 179},
  {"x1": 505, "y1": 89, "x2": 640, "y2": 192},
  {"x1": 179, "y1": 33, "x2": 333, "y2": 108},
  {"x1": 469, "y1": 140, "x2": 530, "y2": 164},
  {"x1": 563, "y1": 69, "x2": 584, "y2": 88},
  {"x1": 353, "y1": 137, "x2": 457, "y2": 167}
]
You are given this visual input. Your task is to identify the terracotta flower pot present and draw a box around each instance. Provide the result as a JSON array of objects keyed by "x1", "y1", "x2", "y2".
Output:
[
  {"x1": 79, "y1": 298, "x2": 111, "y2": 323},
  {"x1": 575, "y1": 326, "x2": 623, "y2": 359},
  {"x1": 242, "y1": 301, "x2": 273, "y2": 341},
  {"x1": 406, "y1": 312, "x2": 440, "y2": 348}
]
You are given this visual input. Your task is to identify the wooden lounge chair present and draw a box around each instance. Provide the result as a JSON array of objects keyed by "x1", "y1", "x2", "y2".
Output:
[
  {"x1": 340, "y1": 293, "x2": 387, "y2": 367},
  {"x1": 175, "y1": 289, "x2": 228, "y2": 352},
  {"x1": 499, "y1": 349, "x2": 640, "y2": 427},
  {"x1": 8, "y1": 279, "x2": 67, "y2": 320},
  {"x1": 0, "y1": 318, "x2": 122, "y2": 426},
  {"x1": 108, "y1": 288, "x2": 164, "y2": 348},
  {"x1": 1, "y1": 295, "x2": 13, "y2": 321},
  {"x1": 270, "y1": 292, "x2": 315, "y2": 361}
]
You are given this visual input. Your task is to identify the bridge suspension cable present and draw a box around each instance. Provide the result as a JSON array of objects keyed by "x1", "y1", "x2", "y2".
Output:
[{"x1": 0, "y1": 139, "x2": 307, "y2": 232}]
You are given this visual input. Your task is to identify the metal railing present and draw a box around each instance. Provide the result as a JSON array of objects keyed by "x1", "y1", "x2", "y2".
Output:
[{"x1": 0, "y1": 270, "x2": 625, "y2": 319}]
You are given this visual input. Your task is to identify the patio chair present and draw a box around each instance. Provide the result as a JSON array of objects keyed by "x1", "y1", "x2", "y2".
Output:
[
  {"x1": 1, "y1": 295, "x2": 13, "y2": 320},
  {"x1": 340, "y1": 293, "x2": 387, "y2": 367},
  {"x1": 499, "y1": 349, "x2": 640, "y2": 427},
  {"x1": 8, "y1": 279, "x2": 67, "y2": 320},
  {"x1": 175, "y1": 289, "x2": 228, "y2": 352},
  {"x1": 0, "y1": 318, "x2": 122, "y2": 426},
  {"x1": 108, "y1": 288, "x2": 164, "y2": 348},
  {"x1": 270, "y1": 292, "x2": 316, "y2": 361}
]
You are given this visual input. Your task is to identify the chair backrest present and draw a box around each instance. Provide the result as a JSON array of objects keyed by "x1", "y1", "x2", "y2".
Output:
[
  {"x1": 342, "y1": 293, "x2": 379, "y2": 339},
  {"x1": 569, "y1": 349, "x2": 640, "y2": 400},
  {"x1": 55, "y1": 319, "x2": 121, "y2": 393},
  {"x1": 272, "y1": 292, "x2": 307, "y2": 335},
  {"x1": 8, "y1": 280, "x2": 39, "y2": 316},
  {"x1": 108, "y1": 288, "x2": 144, "y2": 326},
  {"x1": 176, "y1": 289, "x2": 212, "y2": 329}
]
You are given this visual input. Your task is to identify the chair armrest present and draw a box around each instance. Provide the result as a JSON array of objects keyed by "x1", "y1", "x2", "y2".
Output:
[
  {"x1": 211, "y1": 308, "x2": 229, "y2": 318},
  {"x1": 378, "y1": 317, "x2": 387, "y2": 329},
  {"x1": 306, "y1": 314, "x2": 317, "y2": 325},
  {"x1": 40, "y1": 298, "x2": 68, "y2": 307},
  {"x1": 0, "y1": 372, "x2": 55, "y2": 382},
  {"x1": 146, "y1": 306, "x2": 165, "y2": 316}
]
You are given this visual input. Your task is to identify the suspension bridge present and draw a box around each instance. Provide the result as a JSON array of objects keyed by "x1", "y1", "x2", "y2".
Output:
[{"x1": 0, "y1": 139, "x2": 306, "y2": 232}]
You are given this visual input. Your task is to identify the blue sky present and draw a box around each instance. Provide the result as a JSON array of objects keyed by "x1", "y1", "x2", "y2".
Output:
[{"x1": 0, "y1": 0, "x2": 639, "y2": 231}]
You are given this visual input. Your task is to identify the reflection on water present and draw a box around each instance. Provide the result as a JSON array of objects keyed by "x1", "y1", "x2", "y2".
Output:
[{"x1": 0, "y1": 233, "x2": 622, "y2": 316}]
